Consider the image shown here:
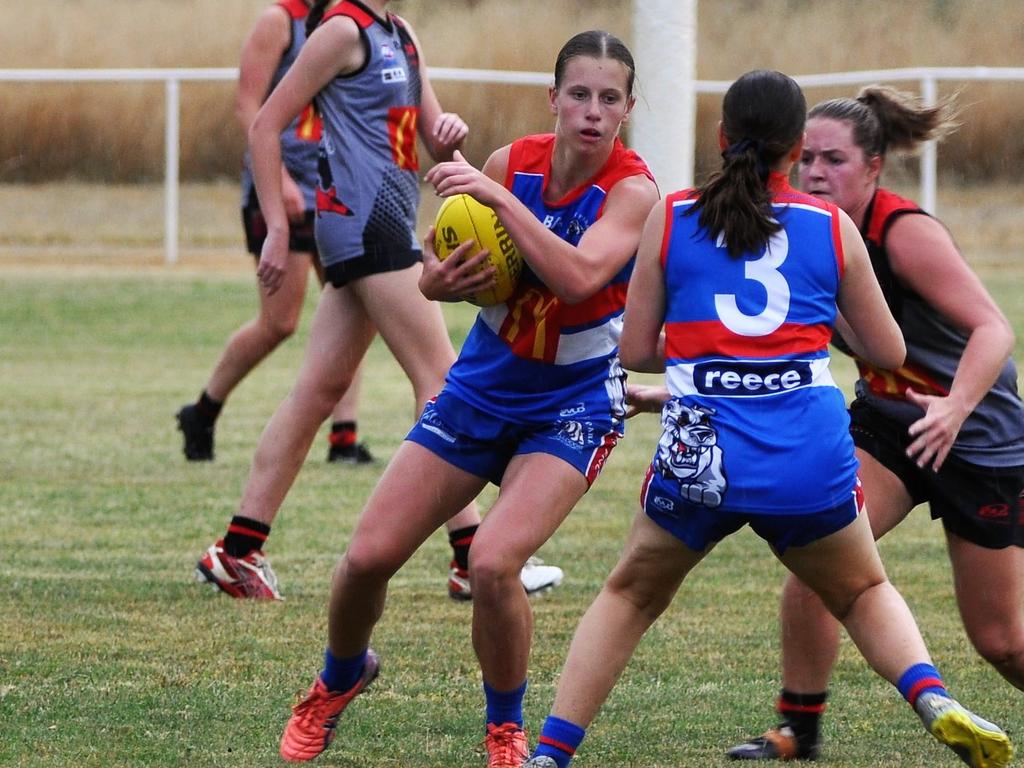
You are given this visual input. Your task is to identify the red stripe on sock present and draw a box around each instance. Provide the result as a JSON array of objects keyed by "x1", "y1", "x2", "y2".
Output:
[
  {"x1": 538, "y1": 735, "x2": 576, "y2": 756},
  {"x1": 906, "y1": 678, "x2": 945, "y2": 706},
  {"x1": 450, "y1": 535, "x2": 474, "y2": 546},
  {"x1": 227, "y1": 524, "x2": 268, "y2": 541},
  {"x1": 777, "y1": 701, "x2": 827, "y2": 715}
]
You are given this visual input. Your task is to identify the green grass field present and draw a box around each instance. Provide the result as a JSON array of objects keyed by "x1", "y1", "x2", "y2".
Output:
[{"x1": 1, "y1": 263, "x2": 1020, "y2": 767}]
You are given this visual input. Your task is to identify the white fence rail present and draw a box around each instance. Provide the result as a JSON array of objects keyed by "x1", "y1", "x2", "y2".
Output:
[{"x1": 2, "y1": 66, "x2": 1023, "y2": 263}]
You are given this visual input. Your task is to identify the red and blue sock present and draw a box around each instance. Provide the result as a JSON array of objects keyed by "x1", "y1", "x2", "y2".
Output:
[
  {"x1": 484, "y1": 680, "x2": 526, "y2": 727},
  {"x1": 897, "y1": 663, "x2": 949, "y2": 708},
  {"x1": 533, "y1": 715, "x2": 586, "y2": 768},
  {"x1": 321, "y1": 647, "x2": 368, "y2": 693}
]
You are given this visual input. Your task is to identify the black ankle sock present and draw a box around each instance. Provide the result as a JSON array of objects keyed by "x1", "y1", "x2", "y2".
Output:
[
  {"x1": 447, "y1": 524, "x2": 478, "y2": 570},
  {"x1": 329, "y1": 420, "x2": 358, "y2": 447},
  {"x1": 777, "y1": 689, "x2": 827, "y2": 745},
  {"x1": 223, "y1": 516, "x2": 271, "y2": 557},
  {"x1": 196, "y1": 391, "x2": 223, "y2": 422}
]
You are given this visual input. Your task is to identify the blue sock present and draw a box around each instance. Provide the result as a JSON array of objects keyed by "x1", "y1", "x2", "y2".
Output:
[
  {"x1": 533, "y1": 715, "x2": 586, "y2": 768},
  {"x1": 484, "y1": 680, "x2": 527, "y2": 727},
  {"x1": 897, "y1": 663, "x2": 949, "y2": 708},
  {"x1": 320, "y1": 647, "x2": 368, "y2": 693}
]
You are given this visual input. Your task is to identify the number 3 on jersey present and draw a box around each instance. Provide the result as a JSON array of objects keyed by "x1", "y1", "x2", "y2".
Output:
[{"x1": 714, "y1": 227, "x2": 790, "y2": 337}]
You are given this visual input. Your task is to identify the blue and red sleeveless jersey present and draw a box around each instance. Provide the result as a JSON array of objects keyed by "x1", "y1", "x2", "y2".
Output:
[
  {"x1": 660, "y1": 173, "x2": 857, "y2": 513},
  {"x1": 445, "y1": 134, "x2": 653, "y2": 423}
]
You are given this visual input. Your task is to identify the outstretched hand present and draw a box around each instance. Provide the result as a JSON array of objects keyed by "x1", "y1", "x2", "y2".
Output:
[
  {"x1": 418, "y1": 226, "x2": 497, "y2": 302},
  {"x1": 625, "y1": 384, "x2": 671, "y2": 419},
  {"x1": 904, "y1": 388, "x2": 969, "y2": 472}
]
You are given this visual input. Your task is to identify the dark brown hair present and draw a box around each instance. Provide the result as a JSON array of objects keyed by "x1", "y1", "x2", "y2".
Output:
[
  {"x1": 691, "y1": 69, "x2": 806, "y2": 258},
  {"x1": 554, "y1": 30, "x2": 636, "y2": 98}
]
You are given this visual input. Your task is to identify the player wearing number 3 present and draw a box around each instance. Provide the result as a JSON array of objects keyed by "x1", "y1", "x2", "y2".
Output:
[{"x1": 521, "y1": 70, "x2": 1011, "y2": 768}]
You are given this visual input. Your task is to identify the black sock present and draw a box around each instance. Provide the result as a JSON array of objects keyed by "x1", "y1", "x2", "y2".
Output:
[
  {"x1": 329, "y1": 420, "x2": 358, "y2": 447},
  {"x1": 448, "y1": 524, "x2": 478, "y2": 570},
  {"x1": 196, "y1": 390, "x2": 223, "y2": 422},
  {"x1": 777, "y1": 689, "x2": 827, "y2": 746},
  {"x1": 223, "y1": 516, "x2": 271, "y2": 557}
]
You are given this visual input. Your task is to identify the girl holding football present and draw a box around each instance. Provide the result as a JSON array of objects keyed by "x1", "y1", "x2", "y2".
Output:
[{"x1": 278, "y1": 28, "x2": 658, "y2": 767}]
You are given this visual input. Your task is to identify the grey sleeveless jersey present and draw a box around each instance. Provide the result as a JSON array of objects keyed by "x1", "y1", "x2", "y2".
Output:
[
  {"x1": 311, "y1": 2, "x2": 423, "y2": 266},
  {"x1": 853, "y1": 188, "x2": 1024, "y2": 467},
  {"x1": 241, "y1": 0, "x2": 320, "y2": 209}
]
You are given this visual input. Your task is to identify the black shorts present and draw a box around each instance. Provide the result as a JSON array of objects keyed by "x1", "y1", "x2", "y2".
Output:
[
  {"x1": 241, "y1": 192, "x2": 317, "y2": 256},
  {"x1": 322, "y1": 243, "x2": 422, "y2": 288},
  {"x1": 849, "y1": 398, "x2": 1024, "y2": 548}
]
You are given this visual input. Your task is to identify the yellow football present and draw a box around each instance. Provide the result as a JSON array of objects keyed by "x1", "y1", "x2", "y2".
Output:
[{"x1": 433, "y1": 193, "x2": 523, "y2": 307}]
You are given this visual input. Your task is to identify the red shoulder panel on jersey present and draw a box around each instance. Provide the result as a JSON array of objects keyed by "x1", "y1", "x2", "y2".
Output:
[
  {"x1": 324, "y1": 1, "x2": 375, "y2": 28},
  {"x1": 865, "y1": 187, "x2": 925, "y2": 246},
  {"x1": 660, "y1": 189, "x2": 698, "y2": 269},
  {"x1": 277, "y1": 0, "x2": 310, "y2": 20}
]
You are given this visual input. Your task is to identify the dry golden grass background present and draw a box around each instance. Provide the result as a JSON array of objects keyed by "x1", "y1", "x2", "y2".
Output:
[{"x1": 2, "y1": 0, "x2": 1023, "y2": 182}]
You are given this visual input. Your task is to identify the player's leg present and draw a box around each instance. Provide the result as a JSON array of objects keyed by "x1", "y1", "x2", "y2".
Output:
[
  {"x1": 281, "y1": 441, "x2": 488, "y2": 761},
  {"x1": 728, "y1": 449, "x2": 915, "y2": 760},
  {"x1": 177, "y1": 249, "x2": 312, "y2": 461},
  {"x1": 948, "y1": 534, "x2": 1024, "y2": 690},
  {"x1": 526, "y1": 510, "x2": 707, "y2": 768},
  {"x1": 781, "y1": 510, "x2": 1012, "y2": 768}
]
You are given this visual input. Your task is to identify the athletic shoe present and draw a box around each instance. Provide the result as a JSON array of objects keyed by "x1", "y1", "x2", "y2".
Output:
[
  {"x1": 327, "y1": 441, "x2": 375, "y2": 464},
  {"x1": 448, "y1": 557, "x2": 566, "y2": 601},
  {"x1": 485, "y1": 722, "x2": 529, "y2": 768},
  {"x1": 176, "y1": 404, "x2": 214, "y2": 461},
  {"x1": 523, "y1": 758, "x2": 558, "y2": 768},
  {"x1": 448, "y1": 561, "x2": 473, "y2": 601},
  {"x1": 915, "y1": 693, "x2": 1013, "y2": 768},
  {"x1": 727, "y1": 726, "x2": 820, "y2": 760},
  {"x1": 518, "y1": 556, "x2": 564, "y2": 595},
  {"x1": 195, "y1": 539, "x2": 282, "y2": 600},
  {"x1": 279, "y1": 650, "x2": 380, "y2": 762}
]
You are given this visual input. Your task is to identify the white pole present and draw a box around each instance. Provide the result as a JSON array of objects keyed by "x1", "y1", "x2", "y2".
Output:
[
  {"x1": 631, "y1": 0, "x2": 698, "y2": 192},
  {"x1": 164, "y1": 78, "x2": 180, "y2": 265},
  {"x1": 920, "y1": 75, "x2": 938, "y2": 214}
]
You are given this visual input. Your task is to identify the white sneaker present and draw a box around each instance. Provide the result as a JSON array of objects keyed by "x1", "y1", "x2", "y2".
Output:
[
  {"x1": 447, "y1": 556, "x2": 564, "y2": 600},
  {"x1": 519, "y1": 556, "x2": 564, "y2": 596}
]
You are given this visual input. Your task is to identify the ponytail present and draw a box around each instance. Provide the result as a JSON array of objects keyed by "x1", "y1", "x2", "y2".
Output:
[
  {"x1": 809, "y1": 85, "x2": 959, "y2": 159},
  {"x1": 690, "y1": 70, "x2": 806, "y2": 258}
]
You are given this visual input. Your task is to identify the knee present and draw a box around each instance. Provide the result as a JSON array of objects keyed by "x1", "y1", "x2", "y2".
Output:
[
  {"x1": 263, "y1": 314, "x2": 300, "y2": 343},
  {"x1": 968, "y1": 623, "x2": 1024, "y2": 671},
  {"x1": 468, "y1": 546, "x2": 521, "y2": 600},
  {"x1": 342, "y1": 539, "x2": 405, "y2": 586},
  {"x1": 604, "y1": 562, "x2": 675, "y2": 619},
  {"x1": 818, "y1": 576, "x2": 887, "y2": 623}
]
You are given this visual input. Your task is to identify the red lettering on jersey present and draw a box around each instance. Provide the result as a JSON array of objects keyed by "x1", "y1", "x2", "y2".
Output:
[
  {"x1": 387, "y1": 106, "x2": 419, "y2": 171},
  {"x1": 296, "y1": 104, "x2": 322, "y2": 142},
  {"x1": 500, "y1": 288, "x2": 562, "y2": 362},
  {"x1": 316, "y1": 185, "x2": 354, "y2": 217}
]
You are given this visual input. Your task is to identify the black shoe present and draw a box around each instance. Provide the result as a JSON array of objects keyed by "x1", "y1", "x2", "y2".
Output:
[
  {"x1": 176, "y1": 404, "x2": 214, "y2": 461},
  {"x1": 327, "y1": 441, "x2": 374, "y2": 464},
  {"x1": 727, "y1": 727, "x2": 820, "y2": 761}
]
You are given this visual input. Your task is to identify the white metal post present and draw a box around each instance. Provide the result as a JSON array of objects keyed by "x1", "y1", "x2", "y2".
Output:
[
  {"x1": 920, "y1": 75, "x2": 938, "y2": 214},
  {"x1": 632, "y1": 0, "x2": 698, "y2": 191},
  {"x1": 164, "y1": 78, "x2": 180, "y2": 264}
]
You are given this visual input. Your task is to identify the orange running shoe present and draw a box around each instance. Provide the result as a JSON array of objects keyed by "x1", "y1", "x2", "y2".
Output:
[
  {"x1": 485, "y1": 722, "x2": 529, "y2": 768},
  {"x1": 279, "y1": 650, "x2": 380, "y2": 762}
]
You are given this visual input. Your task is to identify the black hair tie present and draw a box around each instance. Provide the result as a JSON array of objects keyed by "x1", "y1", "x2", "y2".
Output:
[{"x1": 723, "y1": 138, "x2": 770, "y2": 181}]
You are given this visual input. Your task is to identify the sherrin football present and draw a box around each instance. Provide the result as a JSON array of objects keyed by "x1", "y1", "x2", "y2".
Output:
[{"x1": 433, "y1": 193, "x2": 523, "y2": 307}]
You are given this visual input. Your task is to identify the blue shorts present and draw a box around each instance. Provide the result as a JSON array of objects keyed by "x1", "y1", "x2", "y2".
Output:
[
  {"x1": 641, "y1": 467, "x2": 861, "y2": 554},
  {"x1": 406, "y1": 389, "x2": 622, "y2": 487}
]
